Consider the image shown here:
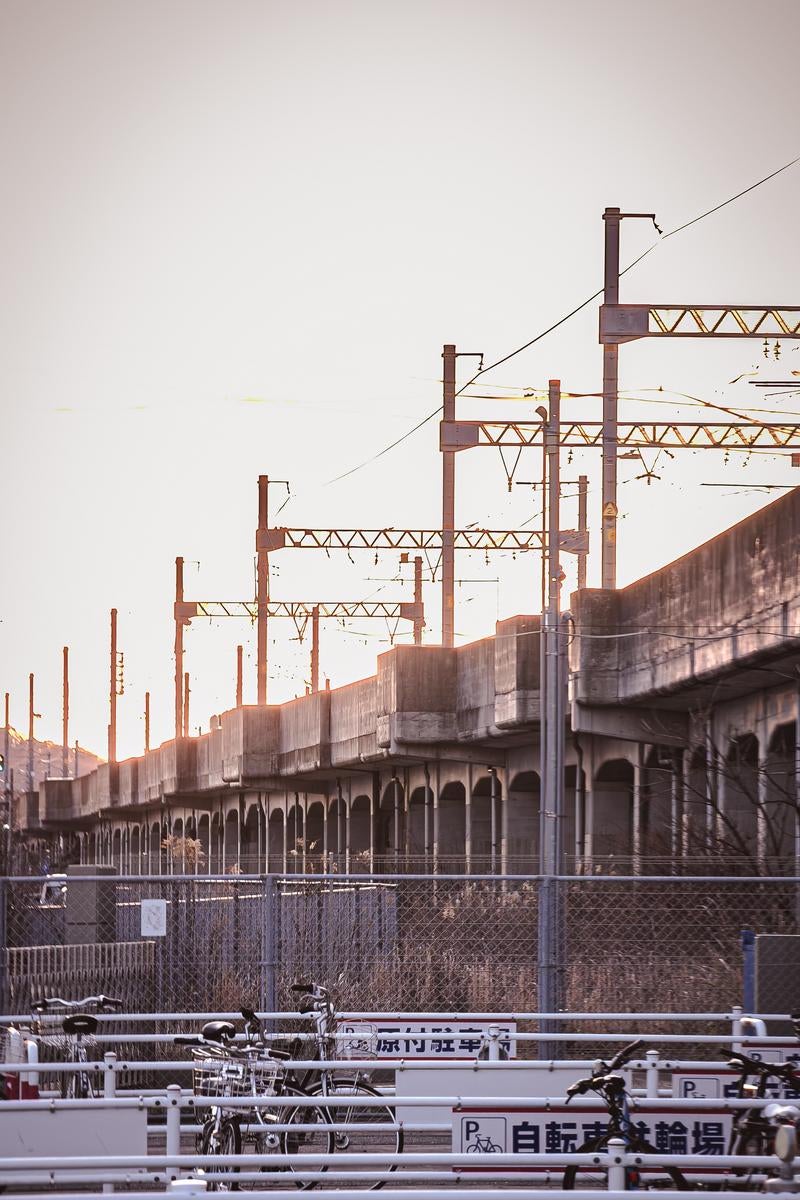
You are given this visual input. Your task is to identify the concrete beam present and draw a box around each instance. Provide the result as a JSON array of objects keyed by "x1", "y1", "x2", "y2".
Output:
[{"x1": 571, "y1": 701, "x2": 689, "y2": 747}]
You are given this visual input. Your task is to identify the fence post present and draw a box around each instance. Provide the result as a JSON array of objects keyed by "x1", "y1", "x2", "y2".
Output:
[
  {"x1": 166, "y1": 1083, "x2": 182, "y2": 1177},
  {"x1": 645, "y1": 1049, "x2": 659, "y2": 1098},
  {"x1": 606, "y1": 1136, "x2": 626, "y2": 1191},
  {"x1": 0, "y1": 878, "x2": 7, "y2": 1013},
  {"x1": 741, "y1": 930, "x2": 755, "y2": 1013},
  {"x1": 261, "y1": 874, "x2": 276, "y2": 1024},
  {"x1": 103, "y1": 1051, "x2": 117, "y2": 1098}
]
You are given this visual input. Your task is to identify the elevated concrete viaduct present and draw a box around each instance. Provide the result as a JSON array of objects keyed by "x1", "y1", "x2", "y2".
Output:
[{"x1": 22, "y1": 486, "x2": 800, "y2": 876}]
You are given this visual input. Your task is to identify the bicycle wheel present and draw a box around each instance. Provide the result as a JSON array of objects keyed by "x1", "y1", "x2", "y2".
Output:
[
  {"x1": 310, "y1": 1078, "x2": 403, "y2": 1191},
  {"x1": 562, "y1": 1135, "x2": 689, "y2": 1191},
  {"x1": 249, "y1": 1085, "x2": 333, "y2": 1192},
  {"x1": 201, "y1": 1116, "x2": 242, "y2": 1192}
]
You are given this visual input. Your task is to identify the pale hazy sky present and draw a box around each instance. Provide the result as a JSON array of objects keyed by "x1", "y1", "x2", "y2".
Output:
[{"x1": 2, "y1": 0, "x2": 800, "y2": 761}]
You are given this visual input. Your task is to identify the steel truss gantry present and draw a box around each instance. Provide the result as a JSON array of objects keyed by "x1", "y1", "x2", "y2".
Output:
[
  {"x1": 440, "y1": 420, "x2": 800, "y2": 452},
  {"x1": 257, "y1": 526, "x2": 588, "y2": 553}
]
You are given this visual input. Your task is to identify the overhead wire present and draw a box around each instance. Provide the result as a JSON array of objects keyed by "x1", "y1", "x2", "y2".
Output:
[{"x1": 322, "y1": 149, "x2": 800, "y2": 487}]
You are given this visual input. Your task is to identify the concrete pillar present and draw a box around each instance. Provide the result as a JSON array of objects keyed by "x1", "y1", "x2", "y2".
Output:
[
  {"x1": 671, "y1": 749, "x2": 684, "y2": 870},
  {"x1": 499, "y1": 765, "x2": 508, "y2": 876},
  {"x1": 465, "y1": 763, "x2": 473, "y2": 873},
  {"x1": 632, "y1": 745, "x2": 644, "y2": 875},
  {"x1": 433, "y1": 761, "x2": 440, "y2": 872}
]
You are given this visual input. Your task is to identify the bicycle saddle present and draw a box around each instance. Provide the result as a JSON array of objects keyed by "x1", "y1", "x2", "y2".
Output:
[
  {"x1": 201, "y1": 1020, "x2": 236, "y2": 1043},
  {"x1": 63, "y1": 1013, "x2": 98, "y2": 1035}
]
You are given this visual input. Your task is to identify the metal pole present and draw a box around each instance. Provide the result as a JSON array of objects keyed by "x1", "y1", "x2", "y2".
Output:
[
  {"x1": 174, "y1": 557, "x2": 184, "y2": 740},
  {"x1": 601, "y1": 207, "x2": 621, "y2": 591},
  {"x1": 144, "y1": 692, "x2": 150, "y2": 754},
  {"x1": 257, "y1": 475, "x2": 270, "y2": 705},
  {"x1": 413, "y1": 555, "x2": 424, "y2": 645},
  {"x1": 310, "y1": 606, "x2": 320, "y2": 694},
  {"x1": 4, "y1": 693, "x2": 10, "y2": 804},
  {"x1": 183, "y1": 673, "x2": 189, "y2": 739},
  {"x1": 27, "y1": 673, "x2": 34, "y2": 792},
  {"x1": 109, "y1": 609, "x2": 117, "y2": 764},
  {"x1": 489, "y1": 766, "x2": 499, "y2": 875},
  {"x1": 538, "y1": 380, "x2": 564, "y2": 1050},
  {"x1": 441, "y1": 344, "x2": 456, "y2": 647},
  {"x1": 62, "y1": 647, "x2": 69, "y2": 777},
  {"x1": 74, "y1": 739, "x2": 78, "y2": 779},
  {"x1": 577, "y1": 474, "x2": 588, "y2": 590},
  {"x1": 236, "y1": 645, "x2": 243, "y2": 708}
]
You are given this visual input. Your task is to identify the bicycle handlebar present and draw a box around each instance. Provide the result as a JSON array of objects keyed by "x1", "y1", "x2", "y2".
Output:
[
  {"x1": 726, "y1": 1050, "x2": 800, "y2": 1083},
  {"x1": 565, "y1": 1039, "x2": 645, "y2": 1103},
  {"x1": 32, "y1": 994, "x2": 124, "y2": 1012}
]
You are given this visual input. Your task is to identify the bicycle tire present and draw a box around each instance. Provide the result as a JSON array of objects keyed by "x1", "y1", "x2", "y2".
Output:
[
  {"x1": 562, "y1": 1134, "x2": 690, "y2": 1191},
  {"x1": 201, "y1": 1116, "x2": 242, "y2": 1192},
  {"x1": 248, "y1": 1085, "x2": 333, "y2": 1192},
  {"x1": 308, "y1": 1078, "x2": 403, "y2": 1191}
]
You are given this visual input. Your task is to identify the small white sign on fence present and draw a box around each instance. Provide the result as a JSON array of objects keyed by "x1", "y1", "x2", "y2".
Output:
[
  {"x1": 140, "y1": 898, "x2": 167, "y2": 937},
  {"x1": 340, "y1": 1019, "x2": 516, "y2": 1059}
]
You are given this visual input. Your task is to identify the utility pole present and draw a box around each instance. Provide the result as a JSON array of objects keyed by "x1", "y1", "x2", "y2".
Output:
[
  {"x1": 183, "y1": 672, "x2": 190, "y2": 739},
  {"x1": 174, "y1": 557, "x2": 185, "y2": 740},
  {"x1": 310, "y1": 606, "x2": 320, "y2": 694},
  {"x1": 538, "y1": 380, "x2": 566, "y2": 1049},
  {"x1": 413, "y1": 556, "x2": 424, "y2": 646},
  {"x1": 257, "y1": 475, "x2": 270, "y2": 704},
  {"x1": 144, "y1": 692, "x2": 150, "y2": 753},
  {"x1": 441, "y1": 346, "x2": 456, "y2": 648},
  {"x1": 27, "y1": 673, "x2": 35, "y2": 792},
  {"x1": 109, "y1": 609, "x2": 117, "y2": 764},
  {"x1": 4, "y1": 693, "x2": 10, "y2": 830},
  {"x1": 577, "y1": 475, "x2": 588, "y2": 590},
  {"x1": 601, "y1": 208, "x2": 621, "y2": 590},
  {"x1": 62, "y1": 647, "x2": 69, "y2": 777},
  {"x1": 73, "y1": 740, "x2": 78, "y2": 779},
  {"x1": 236, "y1": 645, "x2": 243, "y2": 708}
]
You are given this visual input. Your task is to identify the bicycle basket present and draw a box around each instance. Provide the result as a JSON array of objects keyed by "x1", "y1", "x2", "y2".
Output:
[{"x1": 192, "y1": 1049, "x2": 248, "y2": 1099}]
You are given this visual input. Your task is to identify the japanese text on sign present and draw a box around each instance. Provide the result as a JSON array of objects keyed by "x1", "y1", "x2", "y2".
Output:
[{"x1": 340, "y1": 1021, "x2": 516, "y2": 1059}]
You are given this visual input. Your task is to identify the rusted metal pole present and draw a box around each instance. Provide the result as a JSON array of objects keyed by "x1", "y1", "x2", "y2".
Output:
[
  {"x1": 109, "y1": 609, "x2": 117, "y2": 764},
  {"x1": 183, "y1": 672, "x2": 190, "y2": 738},
  {"x1": 441, "y1": 345, "x2": 456, "y2": 647},
  {"x1": 413, "y1": 555, "x2": 424, "y2": 645},
  {"x1": 602, "y1": 207, "x2": 621, "y2": 590},
  {"x1": 310, "y1": 606, "x2": 320, "y2": 694},
  {"x1": 62, "y1": 647, "x2": 69, "y2": 777},
  {"x1": 144, "y1": 692, "x2": 150, "y2": 753},
  {"x1": 577, "y1": 474, "x2": 588, "y2": 589},
  {"x1": 236, "y1": 645, "x2": 243, "y2": 708},
  {"x1": 174, "y1": 557, "x2": 184, "y2": 740},
  {"x1": 27, "y1": 673, "x2": 34, "y2": 791},
  {"x1": 257, "y1": 475, "x2": 269, "y2": 704}
]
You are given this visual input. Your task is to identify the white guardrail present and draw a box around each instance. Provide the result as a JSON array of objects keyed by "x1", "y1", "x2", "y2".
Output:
[{"x1": 0, "y1": 1009, "x2": 798, "y2": 1193}]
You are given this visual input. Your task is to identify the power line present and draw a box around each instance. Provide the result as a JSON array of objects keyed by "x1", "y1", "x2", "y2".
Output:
[{"x1": 322, "y1": 150, "x2": 800, "y2": 486}]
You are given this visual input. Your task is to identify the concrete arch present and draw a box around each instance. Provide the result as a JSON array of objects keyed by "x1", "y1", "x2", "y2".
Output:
[
  {"x1": 149, "y1": 822, "x2": 160, "y2": 871},
  {"x1": 241, "y1": 803, "x2": 261, "y2": 874},
  {"x1": 112, "y1": 828, "x2": 122, "y2": 872},
  {"x1": 327, "y1": 794, "x2": 346, "y2": 863},
  {"x1": 590, "y1": 758, "x2": 633, "y2": 865},
  {"x1": 765, "y1": 722, "x2": 795, "y2": 866},
  {"x1": 378, "y1": 780, "x2": 404, "y2": 861},
  {"x1": 223, "y1": 809, "x2": 239, "y2": 873},
  {"x1": 350, "y1": 794, "x2": 371, "y2": 869},
  {"x1": 723, "y1": 732, "x2": 759, "y2": 861},
  {"x1": 471, "y1": 774, "x2": 500, "y2": 870},
  {"x1": 306, "y1": 800, "x2": 325, "y2": 866},
  {"x1": 507, "y1": 770, "x2": 540, "y2": 869},
  {"x1": 640, "y1": 747, "x2": 677, "y2": 865},
  {"x1": 268, "y1": 808, "x2": 285, "y2": 873},
  {"x1": 286, "y1": 801, "x2": 304, "y2": 872},
  {"x1": 210, "y1": 813, "x2": 223, "y2": 874},
  {"x1": 197, "y1": 813, "x2": 210, "y2": 873},
  {"x1": 408, "y1": 786, "x2": 433, "y2": 859},
  {"x1": 438, "y1": 780, "x2": 466, "y2": 870}
]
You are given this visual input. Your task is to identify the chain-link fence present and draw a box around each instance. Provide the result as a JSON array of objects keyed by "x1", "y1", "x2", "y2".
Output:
[{"x1": 2, "y1": 873, "x2": 800, "y2": 1018}]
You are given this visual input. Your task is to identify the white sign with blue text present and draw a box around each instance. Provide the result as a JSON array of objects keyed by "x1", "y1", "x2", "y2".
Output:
[{"x1": 340, "y1": 1020, "x2": 516, "y2": 1059}]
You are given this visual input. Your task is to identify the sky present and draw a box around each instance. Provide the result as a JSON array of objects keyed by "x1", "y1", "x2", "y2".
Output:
[{"x1": 2, "y1": 0, "x2": 800, "y2": 763}]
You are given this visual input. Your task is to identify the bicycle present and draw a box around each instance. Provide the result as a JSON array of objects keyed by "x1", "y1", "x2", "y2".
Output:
[
  {"x1": 561, "y1": 1038, "x2": 689, "y2": 1191},
  {"x1": 466, "y1": 1134, "x2": 502, "y2": 1153},
  {"x1": 283, "y1": 982, "x2": 403, "y2": 1190},
  {"x1": 30, "y1": 994, "x2": 123, "y2": 1099},
  {"x1": 177, "y1": 1017, "x2": 332, "y2": 1192},
  {"x1": 719, "y1": 1049, "x2": 800, "y2": 1186}
]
